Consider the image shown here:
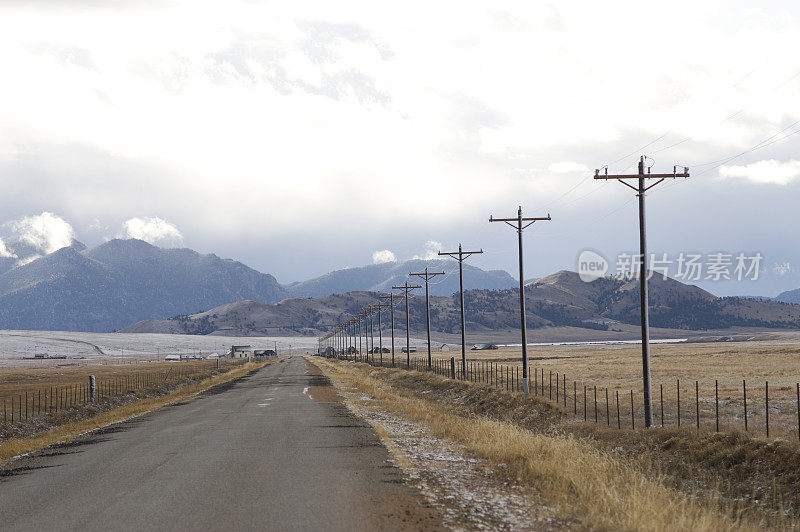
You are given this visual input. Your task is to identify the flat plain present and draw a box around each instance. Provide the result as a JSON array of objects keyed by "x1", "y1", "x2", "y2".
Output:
[{"x1": 402, "y1": 332, "x2": 800, "y2": 439}]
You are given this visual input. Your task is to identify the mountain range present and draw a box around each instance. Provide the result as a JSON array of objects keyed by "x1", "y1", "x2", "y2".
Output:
[
  {"x1": 0, "y1": 239, "x2": 284, "y2": 332},
  {"x1": 1, "y1": 238, "x2": 799, "y2": 335},
  {"x1": 122, "y1": 270, "x2": 800, "y2": 338},
  {"x1": 0, "y1": 239, "x2": 514, "y2": 332},
  {"x1": 283, "y1": 258, "x2": 516, "y2": 298}
]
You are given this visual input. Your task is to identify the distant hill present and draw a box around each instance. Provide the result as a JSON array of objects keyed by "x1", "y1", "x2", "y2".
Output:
[
  {"x1": 123, "y1": 292, "x2": 382, "y2": 336},
  {"x1": 776, "y1": 287, "x2": 800, "y2": 305},
  {"x1": 0, "y1": 239, "x2": 286, "y2": 332},
  {"x1": 123, "y1": 270, "x2": 800, "y2": 336},
  {"x1": 283, "y1": 259, "x2": 517, "y2": 298}
]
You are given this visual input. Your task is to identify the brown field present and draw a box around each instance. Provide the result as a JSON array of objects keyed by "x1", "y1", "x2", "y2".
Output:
[
  {"x1": 0, "y1": 359, "x2": 249, "y2": 424},
  {"x1": 370, "y1": 338, "x2": 800, "y2": 440},
  {"x1": 316, "y1": 357, "x2": 800, "y2": 530}
]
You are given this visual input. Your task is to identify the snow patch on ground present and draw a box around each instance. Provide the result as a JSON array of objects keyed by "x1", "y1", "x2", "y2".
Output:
[{"x1": 339, "y1": 388, "x2": 572, "y2": 531}]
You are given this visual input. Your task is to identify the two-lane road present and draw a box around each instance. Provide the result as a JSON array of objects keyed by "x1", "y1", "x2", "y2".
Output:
[{"x1": 0, "y1": 357, "x2": 443, "y2": 531}]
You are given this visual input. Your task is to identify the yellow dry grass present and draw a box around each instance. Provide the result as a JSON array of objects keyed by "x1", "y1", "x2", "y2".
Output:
[
  {"x1": 0, "y1": 359, "x2": 278, "y2": 467},
  {"x1": 0, "y1": 359, "x2": 243, "y2": 402},
  {"x1": 410, "y1": 339, "x2": 800, "y2": 438},
  {"x1": 315, "y1": 357, "x2": 769, "y2": 532}
]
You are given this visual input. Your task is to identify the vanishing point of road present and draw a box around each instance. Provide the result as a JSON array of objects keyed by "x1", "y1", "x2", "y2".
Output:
[{"x1": 0, "y1": 357, "x2": 444, "y2": 531}]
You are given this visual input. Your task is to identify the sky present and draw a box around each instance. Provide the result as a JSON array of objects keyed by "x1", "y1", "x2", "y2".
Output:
[{"x1": 0, "y1": 0, "x2": 799, "y2": 297}]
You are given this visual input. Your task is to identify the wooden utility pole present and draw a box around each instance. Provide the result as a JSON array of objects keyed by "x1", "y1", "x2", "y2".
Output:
[
  {"x1": 489, "y1": 207, "x2": 551, "y2": 396},
  {"x1": 409, "y1": 268, "x2": 445, "y2": 369},
  {"x1": 392, "y1": 282, "x2": 421, "y2": 368},
  {"x1": 379, "y1": 294, "x2": 395, "y2": 366},
  {"x1": 438, "y1": 244, "x2": 483, "y2": 379},
  {"x1": 373, "y1": 302, "x2": 391, "y2": 366},
  {"x1": 593, "y1": 156, "x2": 689, "y2": 427}
]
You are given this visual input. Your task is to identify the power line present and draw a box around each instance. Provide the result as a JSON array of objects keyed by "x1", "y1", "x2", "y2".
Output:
[
  {"x1": 593, "y1": 157, "x2": 690, "y2": 428},
  {"x1": 408, "y1": 268, "x2": 444, "y2": 369},
  {"x1": 391, "y1": 282, "x2": 421, "y2": 368},
  {"x1": 489, "y1": 206, "x2": 551, "y2": 396},
  {"x1": 438, "y1": 244, "x2": 483, "y2": 378}
]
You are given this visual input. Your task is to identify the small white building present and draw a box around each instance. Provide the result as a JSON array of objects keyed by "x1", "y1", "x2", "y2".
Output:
[{"x1": 229, "y1": 345, "x2": 253, "y2": 358}]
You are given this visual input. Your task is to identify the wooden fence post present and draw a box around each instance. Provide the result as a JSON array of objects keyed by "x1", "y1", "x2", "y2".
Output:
[
  {"x1": 677, "y1": 379, "x2": 681, "y2": 427},
  {"x1": 606, "y1": 388, "x2": 610, "y2": 426}
]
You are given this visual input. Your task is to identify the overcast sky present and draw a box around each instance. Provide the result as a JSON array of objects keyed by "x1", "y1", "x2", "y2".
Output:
[{"x1": 0, "y1": 1, "x2": 799, "y2": 296}]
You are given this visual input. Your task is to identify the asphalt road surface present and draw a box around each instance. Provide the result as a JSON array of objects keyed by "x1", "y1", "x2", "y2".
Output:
[{"x1": 0, "y1": 356, "x2": 444, "y2": 531}]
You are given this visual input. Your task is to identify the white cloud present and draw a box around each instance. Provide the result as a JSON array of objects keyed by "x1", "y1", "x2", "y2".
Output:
[
  {"x1": 121, "y1": 217, "x2": 183, "y2": 246},
  {"x1": 0, "y1": 237, "x2": 16, "y2": 258},
  {"x1": 10, "y1": 212, "x2": 75, "y2": 255},
  {"x1": 413, "y1": 240, "x2": 442, "y2": 260},
  {"x1": 548, "y1": 161, "x2": 589, "y2": 174},
  {"x1": 773, "y1": 262, "x2": 791, "y2": 275},
  {"x1": 372, "y1": 249, "x2": 396, "y2": 264},
  {"x1": 718, "y1": 159, "x2": 800, "y2": 185}
]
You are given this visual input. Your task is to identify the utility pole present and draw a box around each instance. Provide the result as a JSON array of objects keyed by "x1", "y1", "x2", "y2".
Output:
[
  {"x1": 489, "y1": 206, "x2": 551, "y2": 396},
  {"x1": 357, "y1": 314, "x2": 362, "y2": 360},
  {"x1": 594, "y1": 157, "x2": 689, "y2": 427},
  {"x1": 379, "y1": 294, "x2": 395, "y2": 366},
  {"x1": 367, "y1": 307, "x2": 375, "y2": 362},
  {"x1": 439, "y1": 244, "x2": 483, "y2": 379},
  {"x1": 374, "y1": 302, "x2": 390, "y2": 366},
  {"x1": 409, "y1": 267, "x2": 445, "y2": 370},
  {"x1": 392, "y1": 282, "x2": 421, "y2": 368}
]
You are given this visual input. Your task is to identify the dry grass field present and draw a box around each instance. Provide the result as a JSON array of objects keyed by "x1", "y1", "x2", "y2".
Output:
[
  {"x1": 0, "y1": 359, "x2": 251, "y2": 427},
  {"x1": 381, "y1": 338, "x2": 800, "y2": 440},
  {"x1": 316, "y1": 357, "x2": 800, "y2": 530}
]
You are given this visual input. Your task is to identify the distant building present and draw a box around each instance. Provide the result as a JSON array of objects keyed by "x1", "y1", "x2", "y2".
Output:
[
  {"x1": 254, "y1": 349, "x2": 277, "y2": 358},
  {"x1": 229, "y1": 345, "x2": 253, "y2": 358},
  {"x1": 439, "y1": 344, "x2": 451, "y2": 352},
  {"x1": 401, "y1": 346, "x2": 418, "y2": 353}
]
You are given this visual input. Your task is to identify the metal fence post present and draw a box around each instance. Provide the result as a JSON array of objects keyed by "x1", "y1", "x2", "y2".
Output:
[
  {"x1": 766, "y1": 381, "x2": 770, "y2": 438},
  {"x1": 695, "y1": 381, "x2": 700, "y2": 430},
  {"x1": 743, "y1": 379, "x2": 748, "y2": 432},
  {"x1": 715, "y1": 380, "x2": 719, "y2": 432},
  {"x1": 630, "y1": 390, "x2": 634, "y2": 429}
]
